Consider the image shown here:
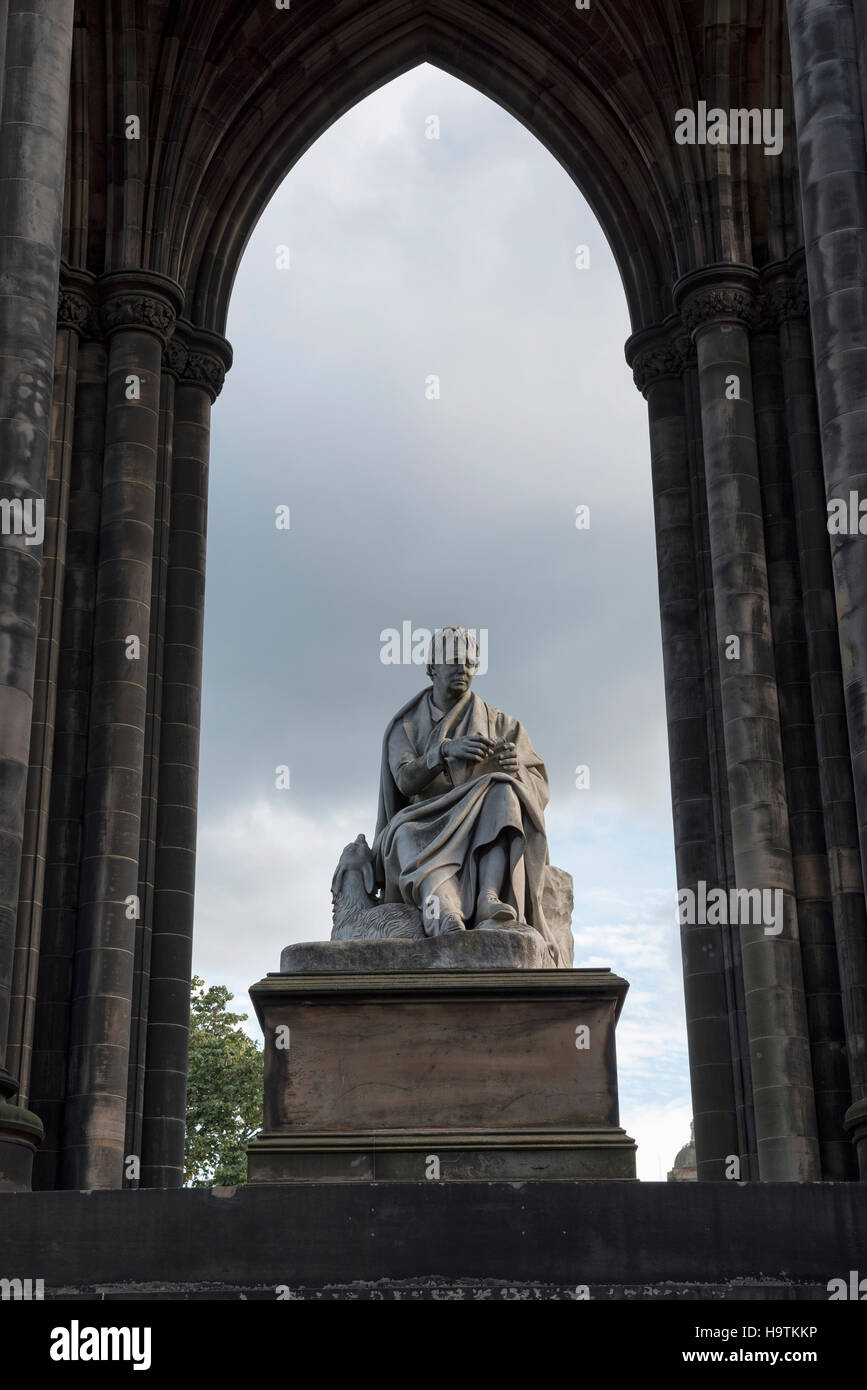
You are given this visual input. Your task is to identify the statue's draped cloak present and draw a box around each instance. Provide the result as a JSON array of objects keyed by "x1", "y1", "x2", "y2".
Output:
[{"x1": 373, "y1": 689, "x2": 561, "y2": 964}]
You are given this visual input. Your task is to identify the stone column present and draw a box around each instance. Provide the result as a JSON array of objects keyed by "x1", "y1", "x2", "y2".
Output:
[
  {"x1": 6, "y1": 279, "x2": 92, "y2": 1110},
  {"x1": 677, "y1": 269, "x2": 820, "y2": 1181},
  {"x1": 0, "y1": 0, "x2": 75, "y2": 1187},
  {"x1": 62, "y1": 272, "x2": 182, "y2": 1191},
  {"x1": 788, "y1": 1, "x2": 867, "y2": 1172},
  {"x1": 684, "y1": 350, "x2": 758, "y2": 1174},
  {"x1": 772, "y1": 267, "x2": 867, "y2": 1177},
  {"x1": 684, "y1": 366, "x2": 736, "y2": 891},
  {"x1": 628, "y1": 327, "x2": 740, "y2": 1179},
  {"x1": 125, "y1": 357, "x2": 175, "y2": 1172},
  {"x1": 752, "y1": 291, "x2": 852, "y2": 1177},
  {"x1": 141, "y1": 328, "x2": 230, "y2": 1187},
  {"x1": 29, "y1": 325, "x2": 107, "y2": 1190}
]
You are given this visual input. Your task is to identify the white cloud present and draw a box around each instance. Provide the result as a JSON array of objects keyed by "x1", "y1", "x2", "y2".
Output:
[
  {"x1": 624, "y1": 1099, "x2": 695, "y2": 1183},
  {"x1": 193, "y1": 799, "x2": 366, "y2": 1018}
]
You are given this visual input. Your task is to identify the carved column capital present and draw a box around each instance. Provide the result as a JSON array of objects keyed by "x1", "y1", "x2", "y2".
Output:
[
  {"x1": 751, "y1": 292, "x2": 778, "y2": 335},
  {"x1": 57, "y1": 288, "x2": 92, "y2": 335},
  {"x1": 57, "y1": 266, "x2": 98, "y2": 338},
  {"x1": 182, "y1": 349, "x2": 227, "y2": 400},
  {"x1": 162, "y1": 337, "x2": 189, "y2": 380},
  {"x1": 97, "y1": 271, "x2": 184, "y2": 344},
  {"x1": 626, "y1": 325, "x2": 694, "y2": 395},
  {"x1": 674, "y1": 266, "x2": 760, "y2": 336},
  {"x1": 170, "y1": 322, "x2": 233, "y2": 401},
  {"x1": 766, "y1": 275, "x2": 811, "y2": 326},
  {"x1": 680, "y1": 284, "x2": 757, "y2": 333},
  {"x1": 100, "y1": 295, "x2": 176, "y2": 341}
]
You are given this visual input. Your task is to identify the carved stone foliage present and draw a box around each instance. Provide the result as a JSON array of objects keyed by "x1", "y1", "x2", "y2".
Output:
[
  {"x1": 56, "y1": 276, "x2": 231, "y2": 397},
  {"x1": 163, "y1": 338, "x2": 227, "y2": 398},
  {"x1": 57, "y1": 289, "x2": 93, "y2": 337},
  {"x1": 631, "y1": 333, "x2": 694, "y2": 392},
  {"x1": 766, "y1": 276, "x2": 811, "y2": 326},
  {"x1": 680, "y1": 285, "x2": 757, "y2": 333},
  {"x1": 100, "y1": 294, "x2": 176, "y2": 339},
  {"x1": 162, "y1": 336, "x2": 189, "y2": 379},
  {"x1": 183, "y1": 349, "x2": 226, "y2": 399}
]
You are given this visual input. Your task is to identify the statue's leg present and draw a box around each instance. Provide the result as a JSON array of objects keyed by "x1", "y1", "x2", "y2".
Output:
[
  {"x1": 420, "y1": 872, "x2": 465, "y2": 935},
  {"x1": 510, "y1": 853, "x2": 526, "y2": 922},
  {"x1": 475, "y1": 833, "x2": 519, "y2": 926}
]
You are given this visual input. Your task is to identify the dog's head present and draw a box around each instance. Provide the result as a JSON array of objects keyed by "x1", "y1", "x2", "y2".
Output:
[{"x1": 331, "y1": 832, "x2": 376, "y2": 897}]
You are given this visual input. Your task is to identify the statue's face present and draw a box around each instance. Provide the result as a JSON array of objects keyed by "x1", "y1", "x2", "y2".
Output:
[{"x1": 429, "y1": 653, "x2": 476, "y2": 706}]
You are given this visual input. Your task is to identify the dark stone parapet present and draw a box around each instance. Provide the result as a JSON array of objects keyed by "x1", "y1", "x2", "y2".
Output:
[{"x1": 0, "y1": 1181, "x2": 864, "y2": 1298}]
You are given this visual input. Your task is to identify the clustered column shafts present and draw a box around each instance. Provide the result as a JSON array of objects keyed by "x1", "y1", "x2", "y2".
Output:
[
  {"x1": 125, "y1": 361, "x2": 175, "y2": 1172},
  {"x1": 629, "y1": 330, "x2": 740, "y2": 1179},
  {"x1": 677, "y1": 270, "x2": 820, "y2": 1181},
  {"x1": 686, "y1": 350, "x2": 755, "y2": 1184},
  {"x1": 751, "y1": 294, "x2": 853, "y2": 1178},
  {"x1": 7, "y1": 303, "x2": 81, "y2": 1108},
  {"x1": 630, "y1": 261, "x2": 867, "y2": 1180},
  {"x1": 0, "y1": 0, "x2": 75, "y2": 1104},
  {"x1": 29, "y1": 320, "x2": 106, "y2": 1190},
  {"x1": 141, "y1": 331, "x2": 229, "y2": 1187},
  {"x1": 787, "y1": 0, "x2": 867, "y2": 1174},
  {"x1": 685, "y1": 345, "x2": 758, "y2": 1176},
  {"x1": 61, "y1": 274, "x2": 182, "y2": 1190},
  {"x1": 775, "y1": 282, "x2": 867, "y2": 1175},
  {"x1": 20, "y1": 283, "x2": 231, "y2": 1191}
]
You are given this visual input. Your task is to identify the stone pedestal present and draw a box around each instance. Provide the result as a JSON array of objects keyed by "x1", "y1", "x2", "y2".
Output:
[
  {"x1": 844, "y1": 1097, "x2": 867, "y2": 1180},
  {"x1": 0, "y1": 1066, "x2": 42, "y2": 1191},
  {"x1": 0, "y1": 1101, "x2": 43, "y2": 1192},
  {"x1": 247, "y1": 941, "x2": 635, "y2": 1182}
]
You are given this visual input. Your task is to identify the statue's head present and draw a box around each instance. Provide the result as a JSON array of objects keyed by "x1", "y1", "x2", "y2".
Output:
[{"x1": 426, "y1": 626, "x2": 479, "y2": 705}]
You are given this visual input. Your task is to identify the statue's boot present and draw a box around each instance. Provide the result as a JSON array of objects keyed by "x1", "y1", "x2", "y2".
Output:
[
  {"x1": 475, "y1": 889, "x2": 518, "y2": 925},
  {"x1": 433, "y1": 909, "x2": 466, "y2": 935}
]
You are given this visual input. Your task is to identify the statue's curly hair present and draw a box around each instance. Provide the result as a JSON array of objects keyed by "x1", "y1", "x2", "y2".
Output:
[{"x1": 425, "y1": 626, "x2": 480, "y2": 679}]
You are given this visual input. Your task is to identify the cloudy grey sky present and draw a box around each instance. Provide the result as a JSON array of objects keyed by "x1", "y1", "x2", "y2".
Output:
[{"x1": 192, "y1": 64, "x2": 692, "y2": 1180}]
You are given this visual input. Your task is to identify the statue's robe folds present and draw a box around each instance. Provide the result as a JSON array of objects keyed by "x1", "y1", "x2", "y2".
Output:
[{"x1": 373, "y1": 689, "x2": 562, "y2": 965}]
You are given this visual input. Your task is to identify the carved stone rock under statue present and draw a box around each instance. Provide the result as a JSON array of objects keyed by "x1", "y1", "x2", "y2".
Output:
[
  {"x1": 282, "y1": 864, "x2": 575, "y2": 972},
  {"x1": 281, "y1": 923, "x2": 553, "y2": 973},
  {"x1": 247, "y1": 630, "x2": 633, "y2": 1181}
]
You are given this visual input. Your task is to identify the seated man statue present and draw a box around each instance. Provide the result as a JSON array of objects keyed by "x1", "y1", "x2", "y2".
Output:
[{"x1": 373, "y1": 626, "x2": 563, "y2": 964}]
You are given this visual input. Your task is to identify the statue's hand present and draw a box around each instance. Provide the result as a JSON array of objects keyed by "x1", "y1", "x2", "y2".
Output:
[
  {"x1": 496, "y1": 743, "x2": 520, "y2": 774},
  {"x1": 446, "y1": 733, "x2": 495, "y2": 762}
]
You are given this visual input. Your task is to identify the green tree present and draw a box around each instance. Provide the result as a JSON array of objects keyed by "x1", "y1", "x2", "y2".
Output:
[{"x1": 184, "y1": 975, "x2": 263, "y2": 1186}]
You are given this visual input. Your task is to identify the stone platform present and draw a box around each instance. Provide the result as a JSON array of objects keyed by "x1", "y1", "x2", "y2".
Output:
[
  {"x1": 280, "y1": 922, "x2": 556, "y2": 972},
  {"x1": 247, "y1": 946, "x2": 635, "y2": 1182},
  {"x1": 1, "y1": 1182, "x2": 865, "y2": 1299}
]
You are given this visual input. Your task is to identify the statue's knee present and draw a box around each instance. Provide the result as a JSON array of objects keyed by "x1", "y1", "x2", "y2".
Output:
[{"x1": 488, "y1": 781, "x2": 520, "y2": 817}]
